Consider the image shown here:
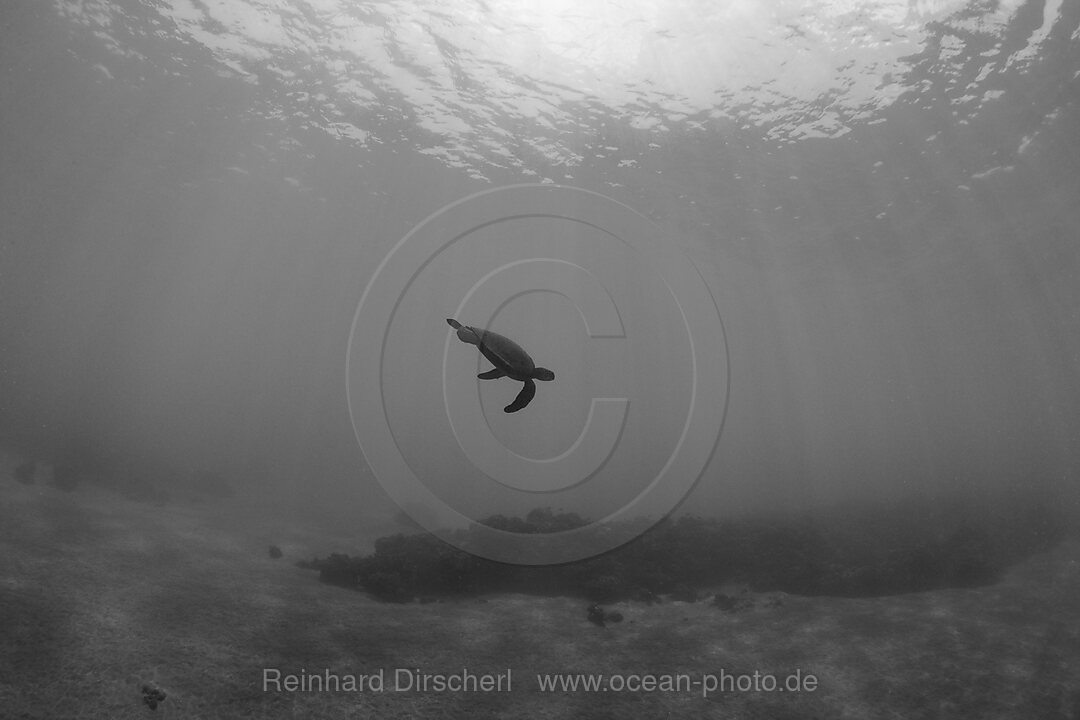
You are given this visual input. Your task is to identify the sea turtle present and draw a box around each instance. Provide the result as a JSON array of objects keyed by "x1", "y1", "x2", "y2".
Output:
[{"x1": 447, "y1": 318, "x2": 555, "y2": 413}]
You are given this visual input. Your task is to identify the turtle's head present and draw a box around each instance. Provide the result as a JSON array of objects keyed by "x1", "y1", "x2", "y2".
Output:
[
  {"x1": 447, "y1": 318, "x2": 481, "y2": 346},
  {"x1": 533, "y1": 367, "x2": 555, "y2": 382}
]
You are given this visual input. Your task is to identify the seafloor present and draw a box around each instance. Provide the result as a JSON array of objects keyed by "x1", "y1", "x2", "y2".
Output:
[{"x1": 1, "y1": 483, "x2": 1077, "y2": 719}]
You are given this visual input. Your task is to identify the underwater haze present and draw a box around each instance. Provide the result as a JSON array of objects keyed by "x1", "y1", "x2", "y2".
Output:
[{"x1": 1, "y1": 0, "x2": 1079, "y2": 718}]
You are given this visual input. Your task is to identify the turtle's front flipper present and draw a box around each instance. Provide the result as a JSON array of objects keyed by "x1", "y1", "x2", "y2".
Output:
[
  {"x1": 505, "y1": 379, "x2": 536, "y2": 413},
  {"x1": 478, "y1": 368, "x2": 505, "y2": 380}
]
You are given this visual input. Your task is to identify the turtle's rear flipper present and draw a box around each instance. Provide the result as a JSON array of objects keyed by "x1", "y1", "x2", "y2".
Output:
[
  {"x1": 478, "y1": 368, "x2": 505, "y2": 380},
  {"x1": 505, "y1": 379, "x2": 536, "y2": 413}
]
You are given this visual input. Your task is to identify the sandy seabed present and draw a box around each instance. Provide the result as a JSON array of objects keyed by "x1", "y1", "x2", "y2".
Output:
[{"x1": 1, "y1": 483, "x2": 1078, "y2": 719}]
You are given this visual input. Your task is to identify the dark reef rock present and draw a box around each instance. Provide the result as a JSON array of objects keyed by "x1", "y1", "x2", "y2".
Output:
[
  {"x1": 315, "y1": 553, "x2": 365, "y2": 590},
  {"x1": 362, "y1": 570, "x2": 413, "y2": 603},
  {"x1": 480, "y1": 507, "x2": 590, "y2": 534},
  {"x1": 712, "y1": 584, "x2": 756, "y2": 613},
  {"x1": 268, "y1": 545, "x2": 283, "y2": 559},
  {"x1": 586, "y1": 604, "x2": 624, "y2": 626},
  {"x1": 296, "y1": 492, "x2": 1068, "y2": 604},
  {"x1": 141, "y1": 683, "x2": 167, "y2": 710}
]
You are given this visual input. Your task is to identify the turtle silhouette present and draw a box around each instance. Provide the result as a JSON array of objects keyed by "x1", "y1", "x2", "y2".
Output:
[{"x1": 447, "y1": 318, "x2": 555, "y2": 413}]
